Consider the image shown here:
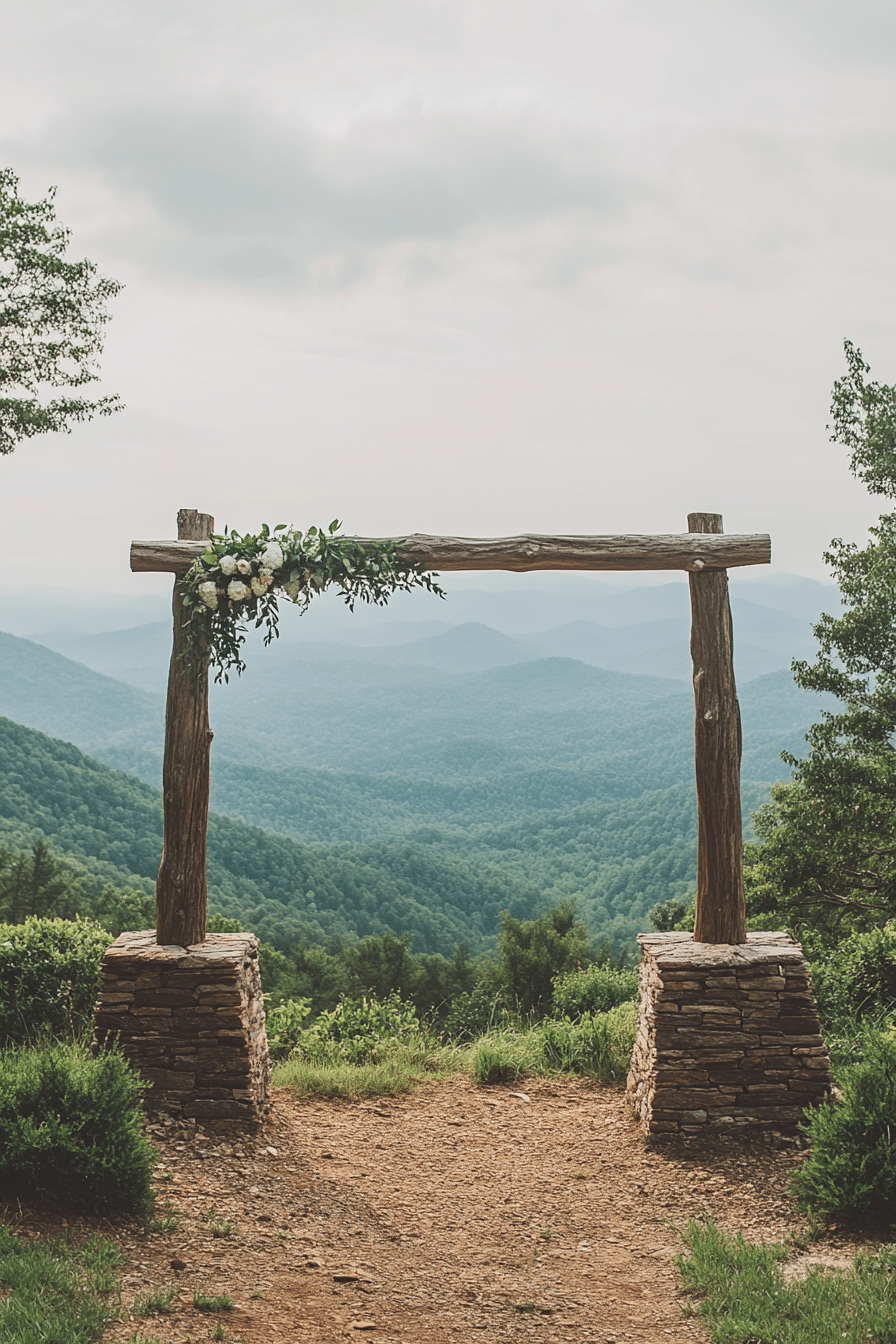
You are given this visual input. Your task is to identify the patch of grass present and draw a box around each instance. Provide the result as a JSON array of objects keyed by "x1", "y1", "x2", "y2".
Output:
[
  {"x1": 143, "y1": 1205, "x2": 179, "y2": 1235},
  {"x1": 0, "y1": 1223, "x2": 122, "y2": 1344},
  {"x1": 202, "y1": 1208, "x2": 236, "y2": 1238},
  {"x1": 274, "y1": 1047, "x2": 464, "y2": 1100},
  {"x1": 193, "y1": 1292, "x2": 234, "y2": 1312},
  {"x1": 275, "y1": 1001, "x2": 637, "y2": 1099},
  {"x1": 471, "y1": 1037, "x2": 531, "y2": 1084},
  {"x1": 131, "y1": 1284, "x2": 176, "y2": 1316},
  {"x1": 212, "y1": 1324, "x2": 226, "y2": 1341},
  {"x1": 676, "y1": 1218, "x2": 896, "y2": 1342},
  {"x1": 536, "y1": 1003, "x2": 637, "y2": 1082},
  {"x1": 471, "y1": 1004, "x2": 638, "y2": 1087}
]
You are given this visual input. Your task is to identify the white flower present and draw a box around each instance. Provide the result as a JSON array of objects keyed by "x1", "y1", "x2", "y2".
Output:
[
  {"x1": 250, "y1": 575, "x2": 272, "y2": 597},
  {"x1": 219, "y1": 555, "x2": 238, "y2": 576},
  {"x1": 227, "y1": 579, "x2": 250, "y2": 602},
  {"x1": 259, "y1": 566, "x2": 273, "y2": 578},
  {"x1": 198, "y1": 581, "x2": 219, "y2": 610},
  {"x1": 236, "y1": 558, "x2": 251, "y2": 575},
  {"x1": 259, "y1": 541, "x2": 284, "y2": 570}
]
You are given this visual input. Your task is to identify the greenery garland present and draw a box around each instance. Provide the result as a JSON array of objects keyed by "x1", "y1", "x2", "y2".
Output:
[{"x1": 181, "y1": 520, "x2": 444, "y2": 681}]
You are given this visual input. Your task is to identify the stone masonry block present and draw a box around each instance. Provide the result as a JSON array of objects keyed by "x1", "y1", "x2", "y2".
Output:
[
  {"x1": 93, "y1": 930, "x2": 271, "y2": 1125},
  {"x1": 627, "y1": 932, "x2": 831, "y2": 1137}
]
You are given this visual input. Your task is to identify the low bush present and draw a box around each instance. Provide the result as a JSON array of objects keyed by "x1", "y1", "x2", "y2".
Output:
[
  {"x1": 551, "y1": 964, "x2": 639, "y2": 1018},
  {"x1": 264, "y1": 997, "x2": 312, "y2": 1062},
  {"x1": 676, "y1": 1218, "x2": 896, "y2": 1342},
  {"x1": 291, "y1": 992, "x2": 428, "y2": 1066},
  {"x1": 839, "y1": 922, "x2": 896, "y2": 1005},
  {"x1": 537, "y1": 1003, "x2": 637, "y2": 1082},
  {"x1": 0, "y1": 916, "x2": 112, "y2": 1047},
  {"x1": 439, "y1": 983, "x2": 516, "y2": 1042},
  {"x1": 471, "y1": 1003, "x2": 638, "y2": 1087},
  {"x1": 791, "y1": 1028, "x2": 896, "y2": 1225},
  {"x1": 0, "y1": 1041, "x2": 155, "y2": 1217}
]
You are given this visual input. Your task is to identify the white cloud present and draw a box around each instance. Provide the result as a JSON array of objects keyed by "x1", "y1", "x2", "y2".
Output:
[{"x1": 30, "y1": 101, "x2": 629, "y2": 291}]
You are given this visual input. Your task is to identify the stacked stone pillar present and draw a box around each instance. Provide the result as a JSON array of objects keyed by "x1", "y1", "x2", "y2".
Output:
[
  {"x1": 627, "y1": 931, "x2": 830, "y2": 1137},
  {"x1": 94, "y1": 931, "x2": 271, "y2": 1124}
]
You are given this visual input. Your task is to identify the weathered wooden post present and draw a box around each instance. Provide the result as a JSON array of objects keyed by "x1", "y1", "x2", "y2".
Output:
[
  {"x1": 688, "y1": 512, "x2": 746, "y2": 945},
  {"x1": 626, "y1": 514, "x2": 830, "y2": 1138},
  {"x1": 157, "y1": 507, "x2": 214, "y2": 947},
  {"x1": 94, "y1": 508, "x2": 271, "y2": 1126}
]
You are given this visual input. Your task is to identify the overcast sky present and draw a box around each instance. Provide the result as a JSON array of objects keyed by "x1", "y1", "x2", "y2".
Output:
[{"x1": 2, "y1": 0, "x2": 895, "y2": 594}]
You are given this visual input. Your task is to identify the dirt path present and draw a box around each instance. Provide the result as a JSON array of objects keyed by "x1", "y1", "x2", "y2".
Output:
[{"x1": 7, "y1": 1077, "x2": 867, "y2": 1343}]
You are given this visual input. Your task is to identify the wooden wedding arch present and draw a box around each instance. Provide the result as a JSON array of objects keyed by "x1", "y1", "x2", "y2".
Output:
[{"x1": 131, "y1": 509, "x2": 771, "y2": 951}]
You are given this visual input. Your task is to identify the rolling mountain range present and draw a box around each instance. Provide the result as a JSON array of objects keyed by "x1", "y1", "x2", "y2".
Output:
[{"x1": 0, "y1": 574, "x2": 836, "y2": 952}]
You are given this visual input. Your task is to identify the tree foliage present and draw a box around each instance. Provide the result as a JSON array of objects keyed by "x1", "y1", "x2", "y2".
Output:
[
  {"x1": 497, "y1": 899, "x2": 592, "y2": 1015},
  {"x1": 0, "y1": 168, "x2": 122, "y2": 455},
  {"x1": 747, "y1": 342, "x2": 896, "y2": 936}
]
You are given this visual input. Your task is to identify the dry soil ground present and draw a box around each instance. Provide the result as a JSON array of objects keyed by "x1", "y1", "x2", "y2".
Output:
[{"x1": 3, "y1": 1077, "x2": 876, "y2": 1343}]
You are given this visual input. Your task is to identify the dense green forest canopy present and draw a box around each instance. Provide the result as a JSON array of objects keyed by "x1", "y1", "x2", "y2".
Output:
[{"x1": 2, "y1": 714, "x2": 750, "y2": 954}]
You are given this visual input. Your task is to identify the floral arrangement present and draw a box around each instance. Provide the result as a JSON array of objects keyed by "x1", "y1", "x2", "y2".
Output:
[{"x1": 181, "y1": 520, "x2": 443, "y2": 681}]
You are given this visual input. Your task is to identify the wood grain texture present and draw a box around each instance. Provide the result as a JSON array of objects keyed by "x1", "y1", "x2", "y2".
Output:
[
  {"x1": 688, "y1": 512, "x2": 747, "y2": 945},
  {"x1": 131, "y1": 531, "x2": 771, "y2": 575},
  {"x1": 155, "y1": 509, "x2": 214, "y2": 947}
]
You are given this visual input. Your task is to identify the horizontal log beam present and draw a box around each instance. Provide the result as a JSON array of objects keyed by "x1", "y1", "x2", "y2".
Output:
[{"x1": 131, "y1": 532, "x2": 771, "y2": 576}]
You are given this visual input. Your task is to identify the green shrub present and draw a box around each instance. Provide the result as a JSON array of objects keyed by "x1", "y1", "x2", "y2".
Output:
[
  {"x1": 498, "y1": 901, "x2": 592, "y2": 1016},
  {"x1": 551, "y1": 964, "x2": 639, "y2": 1017},
  {"x1": 0, "y1": 1041, "x2": 156, "y2": 1217},
  {"x1": 791, "y1": 1029, "x2": 896, "y2": 1225},
  {"x1": 838, "y1": 923, "x2": 896, "y2": 1007},
  {"x1": 470, "y1": 1003, "x2": 638, "y2": 1086},
  {"x1": 648, "y1": 897, "x2": 691, "y2": 932},
  {"x1": 440, "y1": 984, "x2": 515, "y2": 1042},
  {"x1": 265, "y1": 997, "x2": 312, "y2": 1062},
  {"x1": 292, "y1": 992, "x2": 427, "y2": 1066},
  {"x1": 0, "y1": 916, "x2": 112, "y2": 1046}
]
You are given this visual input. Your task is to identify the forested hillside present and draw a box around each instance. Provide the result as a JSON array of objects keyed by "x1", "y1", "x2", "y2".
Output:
[
  {"x1": 0, "y1": 606, "x2": 835, "y2": 953},
  {"x1": 5, "y1": 714, "x2": 764, "y2": 951}
]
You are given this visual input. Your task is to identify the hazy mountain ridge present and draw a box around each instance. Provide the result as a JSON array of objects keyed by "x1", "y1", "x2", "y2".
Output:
[
  {"x1": 0, "y1": 630, "x2": 829, "y2": 799},
  {"x1": 0, "y1": 575, "x2": 835, "y2": 951},
  {"x1": 0, "y1": 712, "x2": 753, "y2": 952}
]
